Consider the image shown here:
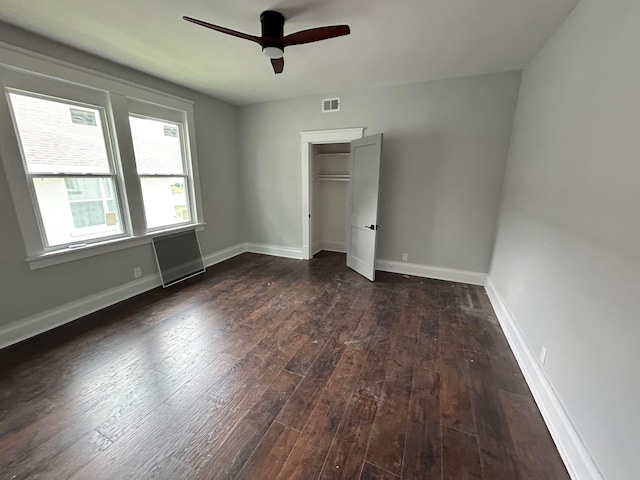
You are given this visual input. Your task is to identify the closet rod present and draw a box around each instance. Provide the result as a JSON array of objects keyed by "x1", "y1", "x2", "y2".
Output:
[{"x1": 315, "y1": 174, "x2": 350, "y2": 182}]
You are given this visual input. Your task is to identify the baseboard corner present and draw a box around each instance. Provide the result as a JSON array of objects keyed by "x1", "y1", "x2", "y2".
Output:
[
  {"x1": 245, "y1": 242, "x2": 304, "y2": 260},
  {"x1": 375, "y1": 258, "x2": 487, "y2": 286},
  {"x1": 202, "y1": 242, "x2": 246, "y2": 267}
]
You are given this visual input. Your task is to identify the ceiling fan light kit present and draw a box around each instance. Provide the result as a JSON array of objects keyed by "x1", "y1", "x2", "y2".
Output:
[
  {"x1": 183, "y1": 10, "x2": 350, "y2": 74},
  {"x1": 262, "y1": 47, "x2": 284, "y2": 59}
]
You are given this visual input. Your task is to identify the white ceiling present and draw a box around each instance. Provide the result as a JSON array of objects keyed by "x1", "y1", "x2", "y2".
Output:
[{"x1": 0, "y1": 0, "x2": 578, "y2": 105}]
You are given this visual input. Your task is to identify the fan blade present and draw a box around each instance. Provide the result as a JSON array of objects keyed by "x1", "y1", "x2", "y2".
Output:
[
  {"x1": 283, "y1": 25, "x2": 350, "y2": 46},
  {"x1": 183, "y1": 16, "x2": 261, "y2": 44},
  {"x1": 271, "y1": 57, "x2": 284, "y2": 74}
]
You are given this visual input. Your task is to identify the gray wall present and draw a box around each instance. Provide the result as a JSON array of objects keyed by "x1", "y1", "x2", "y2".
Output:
[
  {"x1": 0, "y1": 23, "x2": 244, "y2": 326},
  {"x1": 239, "y1": 71, "x2": 521, "y2": 273},
  {"x1": 489, "y1": 1, "x2": 640, "y2": 478}
]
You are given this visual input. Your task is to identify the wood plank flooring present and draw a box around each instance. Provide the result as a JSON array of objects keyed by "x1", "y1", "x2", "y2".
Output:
[{"x1": 0, "y1": 252, "x2": 570, "y2": 479}]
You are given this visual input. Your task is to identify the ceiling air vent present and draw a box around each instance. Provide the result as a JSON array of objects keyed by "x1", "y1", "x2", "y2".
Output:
[{"x1": 322, "y1": 97, "x2": 340, "y2": 113}]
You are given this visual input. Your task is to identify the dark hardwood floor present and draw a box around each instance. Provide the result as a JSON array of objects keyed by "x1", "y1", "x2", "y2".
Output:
[{"x1": 0, "y1": 252, "x2": 569, "y2": 479}]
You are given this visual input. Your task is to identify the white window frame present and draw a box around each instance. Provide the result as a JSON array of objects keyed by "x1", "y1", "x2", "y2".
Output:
[
  {"x1": 5, "y1": 83, "x2": 130, "y2": 250},
  {"x1": 0, "y1": 43, "x2": 205, "y2": 270},
  {"x1": 127, "y1": 99, "x2": 197, "y2": 232}
]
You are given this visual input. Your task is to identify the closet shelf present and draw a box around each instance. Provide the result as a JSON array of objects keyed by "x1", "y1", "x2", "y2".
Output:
[
  {"x1": 315, "y1": 153, "x2": 350, "y2": 158},
  {"x1": 315, "y1": 174, "x2": 350, "y2": 182}
]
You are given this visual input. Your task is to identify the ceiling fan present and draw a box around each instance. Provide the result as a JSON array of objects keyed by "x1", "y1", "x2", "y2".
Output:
[{"x1": 183, "y1": 11, "x2": 350, "y2": 74}]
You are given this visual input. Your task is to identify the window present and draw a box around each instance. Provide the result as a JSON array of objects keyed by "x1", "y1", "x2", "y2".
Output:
[
  {"x1": 0, "y1": 53, "x2": 203, "y2": 268},
  {"x1": 129, "y1": 115, "x2": 191, "y2": 229},
  {"x1": 7, "y1": 90, "x2": 125, "y2": 248}
]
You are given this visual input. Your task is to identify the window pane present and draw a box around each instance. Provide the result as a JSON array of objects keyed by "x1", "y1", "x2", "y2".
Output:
[
  {"x1": 69, "y1": 201, "x2": 105, "y2": 228},
  {"x1": 129, "y1": 116, "x2": 185, "y2": 175},
  {"x1": 32, "y1": 177, "x2": 123, "y2": 246},
  {"x1": 140, "y1": 177, "x2": 190, "y2": 229},
  {"x1": 8, "y1": 92, "x2": 111, "y2": 174}
]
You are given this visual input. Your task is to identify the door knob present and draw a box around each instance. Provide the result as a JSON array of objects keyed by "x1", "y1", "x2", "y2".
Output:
[{"x1": 365, "y1": 225, "x2": 378, "y2": 230}]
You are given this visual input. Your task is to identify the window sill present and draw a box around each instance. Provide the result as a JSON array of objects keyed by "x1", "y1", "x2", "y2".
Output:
[{"x1": 25, "y1": 222, "x2": 206, "y2": 270}]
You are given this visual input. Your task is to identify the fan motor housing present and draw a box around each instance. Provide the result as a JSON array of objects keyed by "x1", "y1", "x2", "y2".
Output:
[{"x1": 260, "y1": 10, "x2": 285, "y2": 48}]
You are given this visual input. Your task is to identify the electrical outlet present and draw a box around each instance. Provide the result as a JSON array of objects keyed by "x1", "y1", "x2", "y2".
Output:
[
  {"x1": 539, "y1": 346, "x2": 548, "y2": 365},
  {"x1": 402, "y1": 253, "x2": 408, "y2": 261},
  {"x1": 134, "y1": 267, "x2": 142, "y2": 278}
]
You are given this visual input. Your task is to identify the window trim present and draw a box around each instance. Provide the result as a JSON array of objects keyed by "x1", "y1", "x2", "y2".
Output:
[
  {"x1": 6, "y1": 87, "x2": 129, "y2": 250},
  {"x1": 26, "y1": 222, "x2": 207, "y2": 270},
  {"x1": 127, "y1": 105, "x2": 197, "y2": 232},
  {"x1": 0, "y1": 42, "x2": 204, "y2": 269}
]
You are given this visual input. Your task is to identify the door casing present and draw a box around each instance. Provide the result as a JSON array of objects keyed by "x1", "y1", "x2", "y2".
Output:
[{"x1": 300, "y1": 128, "x2": 364, "y2": 260}]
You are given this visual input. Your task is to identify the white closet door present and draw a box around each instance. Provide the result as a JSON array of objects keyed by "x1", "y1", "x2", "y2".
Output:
[{"x1": 346, "y1": 133, "x2": 383, "y2": 281}]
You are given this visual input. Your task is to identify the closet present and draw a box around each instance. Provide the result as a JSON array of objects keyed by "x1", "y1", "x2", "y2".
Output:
[{"x1": 311, "y1": 142, "x2": 351, "y2": 255}]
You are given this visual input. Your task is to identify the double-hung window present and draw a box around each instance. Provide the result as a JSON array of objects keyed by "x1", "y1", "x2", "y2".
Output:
[
  {"x1": 7, "y1": 89, "x2": 125, "y2": 248},
  {"x1": 128, "y1": 101, "x2": 193, "y2": 230},
  {"x1": 0, "y1": 52, "x2": 202, "y2": 269}
]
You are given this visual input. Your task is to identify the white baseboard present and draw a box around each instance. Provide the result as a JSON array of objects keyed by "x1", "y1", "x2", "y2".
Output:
[
  {"x1": 0, "y1": 243, "x2": 246, "y2": 350},
  {"x1": 0, "y1": 274, "x2": 161, "y2": 350},
  {"x1": 245, "y1": 242, "x2": 303, "y2": 260},
  {"x1": 312, "y1": 240, "x2": 347, "y2": 255},
  {"x1": 485, "y1": 278, "x2": 602, "y2": 480},
  {"x1": 202, "y1": 243, "x2": 246, "y2": 267},
  {"x1": 320, "y1": 240, "x2": 347, "y2": 253},
  {"x1": 375, "y1": 258, "x2": 487, "y2": 286}
]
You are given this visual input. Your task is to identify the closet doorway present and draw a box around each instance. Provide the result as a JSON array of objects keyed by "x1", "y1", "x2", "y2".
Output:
[{"x1": 300, "y1": 128, "x2": 364, "y2": 260}]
